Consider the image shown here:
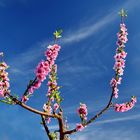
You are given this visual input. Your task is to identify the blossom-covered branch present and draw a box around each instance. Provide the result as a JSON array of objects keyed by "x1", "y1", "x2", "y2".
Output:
[
  {"x1": 22, "y1": 44, "x2": 61, "y2": 103},
  {"x1": 64, "y1": 9, "x2": 137, "y2": 135}
]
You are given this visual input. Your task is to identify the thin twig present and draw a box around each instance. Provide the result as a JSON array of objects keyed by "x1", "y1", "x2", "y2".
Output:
[
  {"x1": 41, "y1": 115, "x2": 53, "y2": 140},
  {"x1": 57, "y1": 111, "x2": 65, "y2": 140}
]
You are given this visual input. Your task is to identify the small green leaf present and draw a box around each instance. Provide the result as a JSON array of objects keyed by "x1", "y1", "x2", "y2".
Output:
[
  {"x1": 119, "y1": 9, "x2": 127, "y2": 17},
  {"x1": 0, "y1": 100, "x2": 13, "y2": 105},
  {"x1": 49, "y1": 132, "x2": 57, "y2": 140},
  {"x1": 53, "y1": 29, "x2": 63, "y2": 39}
]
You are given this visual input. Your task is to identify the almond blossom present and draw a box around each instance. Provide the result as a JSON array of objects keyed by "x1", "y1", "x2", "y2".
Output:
[
  {"x1": 22, "y1": 44, "x2": 61, "y2": 102},
  {"x1": 110, "y1": 23, "x2": 128, "y2": 98},
  {"x1": 47, "y1": 64, "x2": 60, "y2": 103},
  {"x1": 0, "y1": 62, "x2": 10, "y2": 97},
  {"x1": 110, "y1": 17, "x2": 137, "y2": 112},
  {"x1": 76, "y1": 123, "x2": 85, "y2": 131},
  {"x1": 114, "y1": 96, "x2": 137, "y2": 112},
  {"x1": 43, "y1": 103, "x2": 52, "y2": 124},
  {"x1": 77, "y1": 103, "x2": 88, "y2": 121},
  {"x1": 54, "y1": 103, "x2": 59, "y2": 111}
]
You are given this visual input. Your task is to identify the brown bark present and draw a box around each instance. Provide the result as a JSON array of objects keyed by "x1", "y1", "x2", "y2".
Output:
[{"x1": 41, "y1": 115, "x2": 53, "y2": 140}]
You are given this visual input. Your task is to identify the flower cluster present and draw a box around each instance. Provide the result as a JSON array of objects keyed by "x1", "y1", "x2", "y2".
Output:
[
  {"x1": 0, "y1": 62, "x2": 10, "y2": 97},
  {"x1": 114, "y1": 96, "x2": 137, "y2": 112},
  {"x1": 42, "y1": 102, "x2": 60, "y2": 124},
  {"x1": 77, "y1": 103, "x2": 88, "y2": 121},
  {"x1": 42, "y1": 64, "x2": 61, "y2": 124},
  {"x1": 22, "y1": 44, "x2": 61, "y2": 102},
  {"x1": 110, "y1": 23, "x2": 128, "y2": 98},
  {"x1": 110, "y1": 77, "x2": 122, "y2": 98},
  {"x1": 110, "y1": 21, "x2": 136, "y2": 112},
  {"x1": 47, "y1": 64, "x2": 61, "y2": 103}
]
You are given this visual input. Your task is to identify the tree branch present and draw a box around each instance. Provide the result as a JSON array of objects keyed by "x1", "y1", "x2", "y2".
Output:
[
  {"x1": 41, "y1": 115, "x2": 53, "y2": 140},
  {"x1": 57, "y1": 110, "x2": 65, "y2": 140},
  {"x1": 64, "y1": 89, "x2": 114, "y2": 135},
  {"x1": 7, "y1": 93, "x2": 58, "y2": 118}
]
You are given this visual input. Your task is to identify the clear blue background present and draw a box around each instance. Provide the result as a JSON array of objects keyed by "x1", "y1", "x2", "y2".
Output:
[{"x1": 0, "y1": 0, "x2": 139, "y2": 140}]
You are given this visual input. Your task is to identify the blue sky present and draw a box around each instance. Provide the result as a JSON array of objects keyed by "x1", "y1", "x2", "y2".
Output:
[{"x1": 0, "y1": 0, "x2": 140, "y2": 140}]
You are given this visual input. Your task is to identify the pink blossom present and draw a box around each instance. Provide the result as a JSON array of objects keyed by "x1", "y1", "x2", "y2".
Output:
[
  {"x1": 53, "y1": 44, "x2": 61, "y2": 51},
  {"x1": 131, "y1": 96, "x2": 137, "y2": 104},
  {"x1": 117, "y1": 77, "x2": 122, "y2": 85},
  {"x1": 45, "y1": 44, "x2": 61, "y2": 62},
  {"x1": 0, "y1": 62, "x2": 8, "y2": 70},
  {"x1": 0, "y1": 62, "x2": 10, "y2": 98},
  {"x1": 77, "y1": 103, "x2": 88, "y2": 120},
  {"x1": 118, "y1": 68, "x2": 124, "y2": 76},
  {"x1": 121, "y1": 51, "x2": 127, "y2": 59},
  {"x1": 3, "y1": 81, "x2": 10, "y2": 88},
  {"x1": 0, "y1": 89, "x2": 4, "y2": 97},
  {"x1": 76, "y1": 123, "x2": 85, "y2": 131},
  {"x1": 114, "y1": 97, "x2": 137, "y2": 112},
  {"x1": 28, "y1": 86, "x2": 35, "y2": 94},
  {"x1": 35, "y1": 60, "x2": 49, "y2": 82},
  {"x1": 0, "y1": 82, "x2": 3, "y2": 86},
  {"x1": 32, "y1": 81, "x2": 41, "y2": 89},
  {"x1": 43, "y1": 104, "x2": 52, "y2": 114},
  {"x1": 110, "y1": 78, "x2": 117, "y2": 87},
  {"x1": 47, "y1": 81, "x2": 57, "y2": 87},
  {"x1": 21, "y1": 96, "x2": 29, "y2": 103},
  {"x1": 46, "y1": 50, "x2": 52, "y2": 57},
  {"x1": 114, "y1": 53, "x2": 122, "y2": 61},
  {"x1": 54, "y1": 103, "x2": 59, "y2": 111},
  {"x1": 113, "y1": 87, "x2": 119, "y2": 98},
  {"x1": 110, "y1": 23, "x2": 128, "y2": 99},
  {"x1": 114, "y1": 59, "x2": 125, "y2": 70},
  {"x1": 27, "y1": 44, "x2": 61, "y2": 97},
  {"x1": 47, "y1": 64, "x2": 60, "y2": 102}
]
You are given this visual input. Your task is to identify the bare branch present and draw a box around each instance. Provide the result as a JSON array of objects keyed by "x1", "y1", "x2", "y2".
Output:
[
  {"x1": 57, "y1": 110, "x2": 65, "y2": 140},
  {"x1": 41, "y1": 115, "x2": 53, "y2": 140}
]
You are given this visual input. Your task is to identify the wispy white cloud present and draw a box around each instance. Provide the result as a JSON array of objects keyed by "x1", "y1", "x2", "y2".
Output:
[
  {"x1": 0, "y1": 0, "x2": 5, "y2": 7},
  {"x1": 8, "y1": 0, "x2": 140, "y2": 76},
  {"x1": 59, "y1": 0, "x2": 140, "y2": 45},
  {"x1": 8, "y1": 43, "x2": 45, "y2": 76},
  {"x1": 9, "y1": 12, "x2": 112, "y2": 76},
  {"x1": 72, "y1": 127, "x2": 137, "y2": 140},
  {"x1": 39, "y1": 0, "x2": 140, "y2": 49},
  {"x1": 61, "y1": 13, "x2": 116, "y2": 44},
  {"x1": 95, "y1": 114, "x2": 140, "y2": 125}
]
